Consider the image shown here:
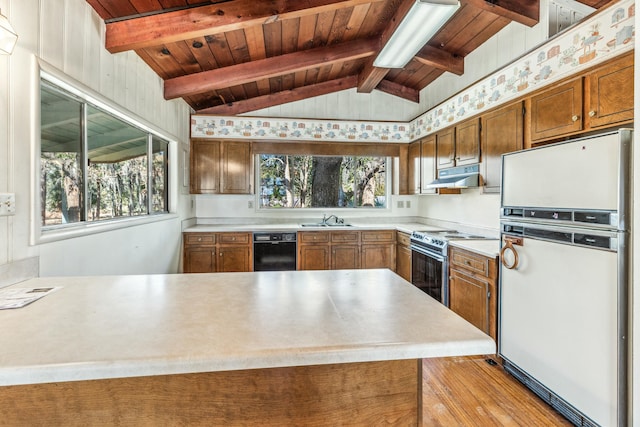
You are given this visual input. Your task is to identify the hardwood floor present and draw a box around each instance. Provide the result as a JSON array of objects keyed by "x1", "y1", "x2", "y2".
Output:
[{"x1": 422, "y1": 356, "x2": 572, "y2": 426}]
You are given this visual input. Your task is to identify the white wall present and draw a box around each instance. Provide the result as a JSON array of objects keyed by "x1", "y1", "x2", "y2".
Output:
[{"x1": 0, "y1": 0, "x2": 193, "y2": 278}]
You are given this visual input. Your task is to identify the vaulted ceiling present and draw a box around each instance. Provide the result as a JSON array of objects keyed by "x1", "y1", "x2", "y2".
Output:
[{"x1": 86, "y1": 0, "x2": 611, "y2": 115}]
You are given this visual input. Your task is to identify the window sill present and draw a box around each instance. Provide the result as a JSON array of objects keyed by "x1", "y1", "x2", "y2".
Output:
[{"x1": 36, "y1": 213, "x2": 179, "y2": 245}]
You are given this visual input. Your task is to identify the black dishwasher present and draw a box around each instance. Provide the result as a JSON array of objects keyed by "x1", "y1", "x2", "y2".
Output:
[{"x1": 253, "y1": 232, "x2": 297, "y2": 271}]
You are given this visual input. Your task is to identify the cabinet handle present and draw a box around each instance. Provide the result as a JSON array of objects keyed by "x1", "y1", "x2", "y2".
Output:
[
  {"x1": 220, "y1": 252, "x2": 223, "y2": 256},
  {"x1": 571, "y1": 115, "x2": 580, "y2": 122},
  {"x1": 231, "y1": 237, "x2": 236, "y2": 241},
  {"x1": 197, "y1": 237, "x2": 202, "y2": 242},
  {"x1": 465, "y1": 260, "x2": 471, "y2": 265},
  {"x1": 589, "y1": 110, "x2": 597, "y2": 117}
]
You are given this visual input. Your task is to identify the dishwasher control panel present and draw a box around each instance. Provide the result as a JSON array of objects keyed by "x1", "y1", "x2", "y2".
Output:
[{"x1": 254, "y1": 232, "x2": 297, "y2": 242}]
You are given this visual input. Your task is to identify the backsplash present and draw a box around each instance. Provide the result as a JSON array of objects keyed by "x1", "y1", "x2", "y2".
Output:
[{"x1": 191, "y1": 0, "x2": 634, "y2": 143}]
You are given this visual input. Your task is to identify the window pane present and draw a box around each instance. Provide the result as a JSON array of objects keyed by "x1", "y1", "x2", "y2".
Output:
[
  {"x1": 40, "y1": 84, "x2": 84, "y2": 226},
  {"x1": 259, "y1": 155, "x2": 386, "y2": 209},
  {"x1": 152, "y1": 136, "x2": 169, "y2": 213},
  {"x1": 86, "y1": 105, "x2": 148, "y2": 221}
]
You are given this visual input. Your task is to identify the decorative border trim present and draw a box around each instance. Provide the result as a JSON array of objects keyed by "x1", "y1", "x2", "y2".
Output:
[{"x1": 191, "y1": 0, "x2": 634, "y2": 143}]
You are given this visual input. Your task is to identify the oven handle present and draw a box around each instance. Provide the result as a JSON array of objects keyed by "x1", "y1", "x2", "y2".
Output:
[{"x1": 410, "y1": 245, "x2": 445, "y2": 261}]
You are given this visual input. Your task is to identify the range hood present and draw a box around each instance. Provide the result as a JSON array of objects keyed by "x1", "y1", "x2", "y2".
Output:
[{"x1": 425, "y1": 164, "x2": 480, "y2": 189}]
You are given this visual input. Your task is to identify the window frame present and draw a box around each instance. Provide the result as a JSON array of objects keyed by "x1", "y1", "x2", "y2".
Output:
[{"x1": 32, "y1": 60, "x2": 180, "y2": 245}]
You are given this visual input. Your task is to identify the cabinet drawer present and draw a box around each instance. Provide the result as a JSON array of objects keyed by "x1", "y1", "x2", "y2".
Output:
[
  {"x1": 218, "y1": 232, "x2": 250, "y2": 244},
  {"x1": 331, "y1": 231, "x2": 360, "y2": 243},
  {"x1": 450, "y1": 249, "x2": 490, "y2": 277},
  {"x1": 299, "y1": 232, "x2": 330, "y2": 243},
  {"x1": 184, "y1": 233, "x2": 215, "y2": 246},
  {"x1": 361, "y1": 230, "x2": 395, "y2": 242},
  {"x1": 396, "y1": 232, "x2": 411, "y2": 247}
]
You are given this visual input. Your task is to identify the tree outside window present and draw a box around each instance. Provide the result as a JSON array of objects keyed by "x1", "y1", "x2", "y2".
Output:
[{"x1": 259, "y1": 155, "x2": 386, "y2": 208}]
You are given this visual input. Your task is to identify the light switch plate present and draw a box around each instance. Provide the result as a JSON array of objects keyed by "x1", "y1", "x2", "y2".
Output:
[{"x1": 0, "y1": 193, "x2": 16, "y2": 216}]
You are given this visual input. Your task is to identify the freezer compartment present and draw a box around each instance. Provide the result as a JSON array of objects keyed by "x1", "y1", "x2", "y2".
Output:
[{"x1": 500, "y1": 129, "x2": 632, "y2": 219}]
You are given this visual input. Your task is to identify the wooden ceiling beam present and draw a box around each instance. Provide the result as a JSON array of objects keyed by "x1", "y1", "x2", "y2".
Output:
[
  {"x1": 376, "y1": 80, "x2": 419, "y2": 103},
  {"x1": 105, "y1": 0, "x2": 385, "y2": 53},
  {"x1": 357, "y1": 58, "x2": 390, "y2": 93},
  {"x1": 415, "y1": 45, "x2": 464, "y2": 75},
  {"x1": 165, "y1": 38, "x2": 379, "y2": 99},
  {"x1": 464, "y1": 0, "x2": 539, "y2": 27},
  {"x1": 196, "y1": 76, "x2": 359, "y2": 115}
]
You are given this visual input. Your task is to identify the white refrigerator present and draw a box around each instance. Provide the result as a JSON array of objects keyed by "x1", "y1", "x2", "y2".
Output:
[{"x1": 499, "y1": 129, "x2": 632, "y2": 427}]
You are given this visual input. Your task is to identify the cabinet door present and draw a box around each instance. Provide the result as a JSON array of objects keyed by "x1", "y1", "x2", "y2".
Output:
[
  {"x1": 454, "y1": 119, "x2": 480, "y2": 166},
  {"x1": 185, "y1": 247, "x2": 216, "y2": 273},
  {"x1": 407, "y1": 141, "x2": 421, "y2": 194},
  {"x1": 449, "y1": 269, "x2": 490, "y2": 335},
  {"x1": 420, "y1": 135, "x2": 436, "y2": 194},
  {"x1": 190, "y1": 140, "x2": 220, "y2": 194},
  {"x1": 361, "y1": 244, "x2": 395, "y2": 270},
  {"x1": 217, "y1": 246, "x2": 251, "y2": 272},
  {"x1": 332, "y1": 245, "x2": 360, "y2": 270},
  {"x1": 481, "y1": 102, "x2": 524, "y2": 193},
  {"x1": 587, "y1": 53, "x2": 634, "y2": 129},
  {"x1": 395, "y1": 244, "x2": 411, "y2": 282},
  {"x1": 221, "y1": 141, "x2": 252, "y2": 194},
  {"x1": 298, "y1": 245, "x2": 330, "y2": 270},
  {"x1": 530, "y1": 78, "x2": 583, "y2": 142},
  {"x1": 436, "y1": 127, "x2": 455, "y2": 169}
]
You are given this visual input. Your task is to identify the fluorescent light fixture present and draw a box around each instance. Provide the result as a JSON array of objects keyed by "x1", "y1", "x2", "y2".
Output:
[
  {"x1": 0, "y1": 8, "x2": 18, "y2": 55},
  {"x1": 373, "y1": 0, "x2": 459, "y2": 69}
]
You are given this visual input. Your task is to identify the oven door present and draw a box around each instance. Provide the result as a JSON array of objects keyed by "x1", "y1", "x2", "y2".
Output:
[{"x1": 410, "y1": 244, "x2": 448, "y2": 305}]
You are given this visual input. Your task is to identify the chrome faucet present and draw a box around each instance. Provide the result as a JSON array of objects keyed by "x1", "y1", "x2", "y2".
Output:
[{"x1": 322, "y1": 214, "x2": 343, "y2": 225}]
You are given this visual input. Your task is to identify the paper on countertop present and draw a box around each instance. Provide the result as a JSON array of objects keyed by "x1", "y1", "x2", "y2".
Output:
[{"x1": 0, "y1": 287, "x2": 61, "y2": 309}]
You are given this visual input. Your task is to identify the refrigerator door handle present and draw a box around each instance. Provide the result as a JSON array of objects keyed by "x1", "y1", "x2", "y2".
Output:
[{"x1": 501, "y1": 237, "x2": 522, "y2": 269}]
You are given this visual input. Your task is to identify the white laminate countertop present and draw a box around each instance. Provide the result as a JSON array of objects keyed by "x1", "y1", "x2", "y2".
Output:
[
  {"x1": 449, "y1": 239, "x2": 501, "y2": 258},
  {"x1": 0, "y1": 270, "x2": 494, "y2": 386},
  {"x1": 182, "y1": 222, "x2": 443, "y2": 234}
]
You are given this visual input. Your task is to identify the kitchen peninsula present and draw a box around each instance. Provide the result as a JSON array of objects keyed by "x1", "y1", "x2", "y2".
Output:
[{"x1": 0, "y1": 269, "x2": 494, "y2": 425}]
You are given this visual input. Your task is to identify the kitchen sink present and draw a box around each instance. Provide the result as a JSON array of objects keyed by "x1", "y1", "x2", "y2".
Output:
[{"x1": 300, "y1": 223, "x2": 354, "y2": 227}]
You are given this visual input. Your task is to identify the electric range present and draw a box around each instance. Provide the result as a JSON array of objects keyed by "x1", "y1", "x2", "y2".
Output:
[{"x1": 409, "y1": 230, "x2": 492, "y2": 306}]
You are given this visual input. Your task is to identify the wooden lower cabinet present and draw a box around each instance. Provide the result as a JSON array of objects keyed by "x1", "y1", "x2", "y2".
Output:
[
  {"x1": 395, "y1": 232, "x2": 411, "y2": 282},
  {"x1": 183, "y1": 232, "x2": 252, "y2": 273},
  {"x1": 361, "y1": 230, "x2": 396, "y2": 270},
  {"x1": 448, "y1": 246, "x2": 498, "y2": 344},
  {"x1": 298, "y1": 230, "x2": 396, "y2": 271},
  {"x1": 332, "y1": 245, "x2": 360, "y2": 269},
  {"x1": 298, "y1": 244, "x2": 331, "y2": 270}
]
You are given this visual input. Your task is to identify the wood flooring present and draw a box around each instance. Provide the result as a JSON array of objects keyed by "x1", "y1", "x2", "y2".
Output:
[{"x1": 422, "y1": 356, "x2": 573, "y2": 426}]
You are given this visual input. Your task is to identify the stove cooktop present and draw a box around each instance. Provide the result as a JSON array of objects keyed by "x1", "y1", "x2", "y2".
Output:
[{"x1": 411, "y1": 229, "x2": 492, "y2": 249}]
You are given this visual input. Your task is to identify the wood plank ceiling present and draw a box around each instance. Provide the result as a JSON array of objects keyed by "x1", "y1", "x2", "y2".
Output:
[{"x1": 86, "y1": 0, "x2": 610, "y2": 115}]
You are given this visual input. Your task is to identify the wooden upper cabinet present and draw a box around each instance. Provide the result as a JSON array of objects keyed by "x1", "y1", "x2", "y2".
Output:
[
  {"x1": 436, "y1": 119, "x2": 480, "y2": 170},
  {"x1": 454, "y1": 118, "x2": 480, "y2": 166},
  {"x1": 420, "y1": 135, "x2": 437, "y2": 194},
  {"x1": 481, "y1": 102, "x2": 524, "y2": 193},
  {"x1": 221, "y1": 140, "x2": 252, "y2": 194},
  {"x1": 407, "y1": 141, "x2": 421, "y2": 194},
  {"x1": 530, "y1": 77, "x2": 583, "y2": 142},
  {"x1": 586, "y1": 52, "x2": 634, "y2": 129},
  {"x1": 407, "y1": 137, "x2": 436, "y2": 194},
  {"x1": 190, "y1": 140, "x2": 220, "y2": 194},
  {"x1": 190, "y1": 139, "x2": 252, "y2": 194},
  {"x1": 436, "y1": 127, "x2": 455, "y2": 169}
]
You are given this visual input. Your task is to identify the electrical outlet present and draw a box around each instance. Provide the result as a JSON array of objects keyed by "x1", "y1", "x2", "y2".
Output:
[
  {"x1": 0, "y1": 193, "x2": 16, "y2": 216},
  {"x1": 406, "y1": 200, "x2": 411, "y2": 209},
  {"x1": 248, "y1": 200, "x2": 254, "y2": 209}
]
